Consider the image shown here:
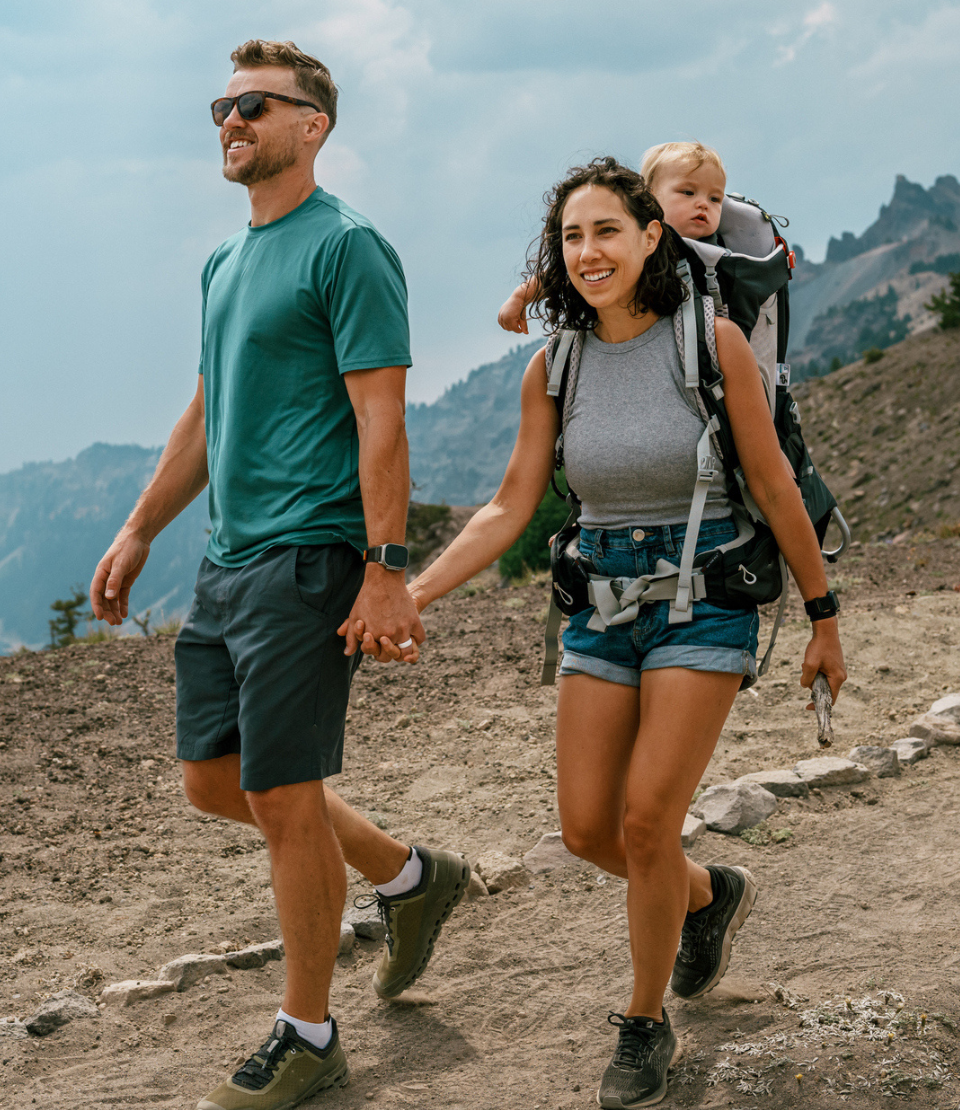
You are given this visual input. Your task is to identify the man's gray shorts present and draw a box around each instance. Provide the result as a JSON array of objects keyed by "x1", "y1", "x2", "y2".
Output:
[{"x1": 175, "y1": 544, "x2": 364, "y2": 792}]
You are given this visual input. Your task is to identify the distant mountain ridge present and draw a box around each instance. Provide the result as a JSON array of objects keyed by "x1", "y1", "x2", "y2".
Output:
[
  {"x1": 406, "y1": 341, "x2": 541, "y2": 504},
  {"x1": 0, "y1": 444, "x2": 209, "y2": 652},
  {"x1": 789, "y1": 173, "x2": 960, "y2": 374}
]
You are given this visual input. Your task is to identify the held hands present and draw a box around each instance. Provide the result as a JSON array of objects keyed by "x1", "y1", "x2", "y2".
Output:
[
  {"x1": 336, "y1": 569, "x2": 425, "y2": 664},
  {"x1": 799, "y1": 618, "x2": 846, "y2": 707},
  {"x1": 89, "y1": 530, "x2": 151, "y2": 626}
]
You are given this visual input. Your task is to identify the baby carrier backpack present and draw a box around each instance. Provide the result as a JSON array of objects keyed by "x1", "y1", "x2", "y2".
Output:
[{"x1": 541, "y1": 194, "x2": 850, "y2": 686}]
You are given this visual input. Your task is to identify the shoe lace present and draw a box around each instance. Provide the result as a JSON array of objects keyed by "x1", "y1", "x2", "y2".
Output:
[
  {"x1": 353, "y1": 893, "x2": 394, "y2": 954},
  {"x1": 232, "y1": 1028, "x2": 299, "y2": 1091},
  {"x1": 677, "y1": 912, "x2": 709, "y2": 961},
  {"x1": 606, "y1": 1013, "x2": 659, "y2": 1069}
]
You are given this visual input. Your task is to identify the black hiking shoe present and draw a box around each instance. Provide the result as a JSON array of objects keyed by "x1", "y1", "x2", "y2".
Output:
[
  {"x1": 669, "y1": 865, "x2": 758, "y2": 999},
  {"x1": 196, "y1": 1019, "x2": 348, "y2": 1110},
  {"x1": 371, "y1": 846, "x2": 471, "y2": 998},
  {"x1": 596, "y1": 1010, "x2": 677, "y2": 1108}
]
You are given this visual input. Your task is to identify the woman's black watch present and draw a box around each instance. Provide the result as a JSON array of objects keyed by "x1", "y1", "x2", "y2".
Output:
[
  {"x1": 363, "y1": 544, "x2": 409, "y2": 571},
  {"x1": 804, "y1": 591, "x2": 840, "y2": 621}
]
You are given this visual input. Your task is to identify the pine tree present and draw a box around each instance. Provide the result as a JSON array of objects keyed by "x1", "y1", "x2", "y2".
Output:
[
  {"x1": 49, "y1": 588, "x2": 90, "y2": 648},
  {"x1": 925, "y1": 271, "x2": 960, "y2": 330}
]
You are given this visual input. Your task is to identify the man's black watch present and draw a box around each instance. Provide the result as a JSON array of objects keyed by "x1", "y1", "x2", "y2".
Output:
[
  {"x1": 363, "y1": 544, "x2": 409, "y2": 571},
  {"x1": 804, "y1": 591, "x2": 840, "y2": 622}
]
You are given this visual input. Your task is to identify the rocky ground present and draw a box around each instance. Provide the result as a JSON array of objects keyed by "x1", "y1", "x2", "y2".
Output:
[{"x1": 2, "y1": 536, "x2": 960, "y2": 1109}]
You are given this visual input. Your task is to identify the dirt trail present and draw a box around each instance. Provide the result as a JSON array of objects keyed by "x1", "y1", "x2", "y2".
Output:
[{"x1": 2, "y1": 537, "x2": 960, "y2": 1109}]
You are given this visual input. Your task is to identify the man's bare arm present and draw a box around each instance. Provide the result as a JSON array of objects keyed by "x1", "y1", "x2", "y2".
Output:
[
  {"x1": 90, "y1": 376, "x2": 209, "y2": 625},
  {"x1": 337, "y1": 365, "x2": 424, "y2": 659}
]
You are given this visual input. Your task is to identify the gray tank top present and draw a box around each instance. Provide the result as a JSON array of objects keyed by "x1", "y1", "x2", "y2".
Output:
[{"x1": 563, "y1": 316, "x2": 730, "y2": 529}]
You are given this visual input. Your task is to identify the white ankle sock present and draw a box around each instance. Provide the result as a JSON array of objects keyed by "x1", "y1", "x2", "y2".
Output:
[
  {"x1": 276, "y1": 1008, "x2": 332, "y2": 1050},
  {"x1": 374, "y1": 848, "x2": 423, "y2": 897}
]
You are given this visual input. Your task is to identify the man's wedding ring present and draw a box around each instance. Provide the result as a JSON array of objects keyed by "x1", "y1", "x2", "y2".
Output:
[{"x1": 397, "y1": 638, "x2": 414, "y2": 650}]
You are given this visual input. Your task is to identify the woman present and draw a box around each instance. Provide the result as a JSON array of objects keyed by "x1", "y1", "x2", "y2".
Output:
[{"x1": 360, "y1": 157, "x2": 846, "y2": 1108}]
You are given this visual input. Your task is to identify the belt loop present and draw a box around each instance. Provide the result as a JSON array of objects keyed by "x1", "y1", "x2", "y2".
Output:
[
  {"x1": 663, "y1": 524, "x2": 676, "y2": 557},
  {"x1": 595, "y1": 529, "x2": 606, "y2": 560}
]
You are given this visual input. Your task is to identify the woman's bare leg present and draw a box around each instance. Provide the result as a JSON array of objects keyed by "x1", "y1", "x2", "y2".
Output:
[
  {"x1": 622, "y1": 668, "x2": 741, "y2": 1017},
  {"x1": 555, "y1": 675, "x2": 715, "y2": 911}
]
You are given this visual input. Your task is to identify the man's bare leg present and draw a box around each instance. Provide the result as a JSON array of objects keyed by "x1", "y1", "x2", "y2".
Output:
[
  {"x1": 243, "y1": 779, "x2": 344, "y2": 1022},
  {"x1": 182, "y1": 754, "x2": 409, "y2": 884}
]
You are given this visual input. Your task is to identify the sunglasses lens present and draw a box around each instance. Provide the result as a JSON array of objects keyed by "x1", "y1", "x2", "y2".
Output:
[
  {"x1": 212, "y1": 98, "x2": 233, "y2": 126},
  {"x1": 237, "y1": 92, "x2": 265, "y2": 120}
]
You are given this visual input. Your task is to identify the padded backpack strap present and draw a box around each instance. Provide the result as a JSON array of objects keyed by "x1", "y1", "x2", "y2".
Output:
[{"x1": 675, "y1": 261, "x2": 700, "y2": 388}]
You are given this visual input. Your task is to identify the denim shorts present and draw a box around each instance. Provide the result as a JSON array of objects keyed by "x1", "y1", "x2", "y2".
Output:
[
  {"x1": 559, "y1": 518, "x2": 759, "y2": 688},
  {"x1": 175, "y1": 543, "x2": 364, "y2": 791}
]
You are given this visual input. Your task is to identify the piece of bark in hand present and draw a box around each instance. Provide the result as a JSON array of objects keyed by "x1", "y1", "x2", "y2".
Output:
[{"x1": 813, "y1": 672, "x2": 834, "y2": 749}]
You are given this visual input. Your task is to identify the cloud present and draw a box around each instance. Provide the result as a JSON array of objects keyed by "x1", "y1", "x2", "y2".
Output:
[{"x1": 775, "y1": 1, "x2": 838, "y2": 64}]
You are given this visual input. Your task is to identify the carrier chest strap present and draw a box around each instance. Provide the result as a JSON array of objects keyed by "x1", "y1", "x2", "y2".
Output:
[{"x1": 586, "y1": 560, "x2": 708, "y2": 632}]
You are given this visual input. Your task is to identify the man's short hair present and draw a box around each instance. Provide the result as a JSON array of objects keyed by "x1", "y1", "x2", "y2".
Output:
[
  {"x1": 231, "y1": 39, "x2": 338, "y2": 132},
  {"x1": 639, "y1": 141, "x2": 725, "y2": 192}
]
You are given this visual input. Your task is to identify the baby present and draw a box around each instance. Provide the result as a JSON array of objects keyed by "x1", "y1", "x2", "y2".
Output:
[{"x1": 498, "y1": 140, "x2": 727, "y2": 333}]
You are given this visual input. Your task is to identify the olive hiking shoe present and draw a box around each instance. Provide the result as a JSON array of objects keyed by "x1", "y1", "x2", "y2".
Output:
[
  {"x1": 597, "y1": 1009, "x2": 677, "y2": 1108},
  {"x1": 371, "y1": 845, "x2": 470, "y2": 999},
  {"x1": 197, "y1": 1018, "x2": 348, "y2": 1110},
  {"x1": 669, "y1": 864, "x2": 758, "y2": 999}
]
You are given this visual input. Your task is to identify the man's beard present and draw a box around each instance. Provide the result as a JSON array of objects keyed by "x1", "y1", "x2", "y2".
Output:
[{"x1": 222, "y1": 132, "x2": 299, "y2": 186}]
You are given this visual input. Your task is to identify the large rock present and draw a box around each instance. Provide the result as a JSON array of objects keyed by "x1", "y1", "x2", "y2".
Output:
[
  {"x1": 476, "y1": 852, "x2": 531, "y2": 894},
  {"x1": 99, "y1": 980, "x2": 176, "y2": 1007},
  {"x1": 930, "y1": 693, "x2": 960, "y2": 722},
  {"x1": 690, "y1": 782, "x2": 777, "y2": 835},
  {"x1": 681, "y1": 814, "x2": 706, "y2": 847},
  {"x1": 847, "y1": 745, "x2": 900, "y2": 778},
  {"x1": 523, "y1": 832, "x2": 579, "y2": 873},
  {"x1": 890, "y1": 738, "x2": 928, "y2": 765},
  {"x1": 338, "y1": 923, "x2": 356, "y2": 956},
  {"x1": 735, "y1": 769, "x2": 810, "y2": 798},
  {"x1": 25, "y1": 990, "x2": 100, "y2": 1035},
  {"x1": 909, "y1": 712, "x2": 960, "y2": 746},
  {"x1": 343, "y1": 903, "x2": 386, "y2": 942},
  {"x1": 157, "y1": 954, "x2": 228, "y2": 992},
  {"x1": 793, "y1": 757, "x2": 869, "y2": 787},
  {"x1": 465, "y1": 871, "x2": 489, "y2": 899},
  {"x1": 225, "y1": 939, "x2": 284, "y2": 970}
]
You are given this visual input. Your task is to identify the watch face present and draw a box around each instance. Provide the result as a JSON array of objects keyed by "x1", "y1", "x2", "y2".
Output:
[{"x1": 383, "y1": 543, "x2": 409, "y2": 570}]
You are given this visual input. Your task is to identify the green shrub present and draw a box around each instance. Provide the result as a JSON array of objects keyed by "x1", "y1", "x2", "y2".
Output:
[{"x1": 862, "y1": 347, "x2": 884, "y2": 364}]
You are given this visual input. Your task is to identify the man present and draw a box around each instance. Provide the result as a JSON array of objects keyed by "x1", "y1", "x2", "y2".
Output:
[{"x1": 89, "y1": 39, "x2": 469, "y2": 1110}]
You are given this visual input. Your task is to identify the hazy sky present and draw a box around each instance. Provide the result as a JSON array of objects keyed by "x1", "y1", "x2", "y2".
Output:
[{"x1": 2, "y1": 0, "x2": 958, "y2": 473}]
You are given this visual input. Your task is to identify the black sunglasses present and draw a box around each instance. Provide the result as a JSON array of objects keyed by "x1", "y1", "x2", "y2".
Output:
[{"x1": 211, "y1": 91, "x2": 322, "y2": 127}]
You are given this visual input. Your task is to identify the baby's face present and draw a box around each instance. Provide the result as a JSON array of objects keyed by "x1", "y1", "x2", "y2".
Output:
[{"x1": 653, "y1": 161, "x2": 726, "y2": 239}]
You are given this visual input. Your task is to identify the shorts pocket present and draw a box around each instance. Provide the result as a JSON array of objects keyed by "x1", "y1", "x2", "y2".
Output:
[{"x1": 293, "y1": 544, "x2": 363, "y2": 620}]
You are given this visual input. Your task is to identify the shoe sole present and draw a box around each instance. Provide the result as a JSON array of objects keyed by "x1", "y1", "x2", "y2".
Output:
[
  {"x1": 684, "y1": 866, "x2": 758, "y2": 999},
  {"x1": 372, "y1": 853, "x2": 471, "y2": 999},
  {"x1": 595, "y1": 1040, "x2": 679, "y2": 1109}
]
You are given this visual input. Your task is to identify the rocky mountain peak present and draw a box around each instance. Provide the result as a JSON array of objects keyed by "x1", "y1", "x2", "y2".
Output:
[{"x1": 826, "y1": 174, "x2": 960, "y2": 264}]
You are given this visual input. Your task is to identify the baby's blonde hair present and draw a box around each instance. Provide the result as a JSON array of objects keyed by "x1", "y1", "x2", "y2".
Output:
[{"x1": 640, "y1": 141, "x2": 726, "y2": 192}]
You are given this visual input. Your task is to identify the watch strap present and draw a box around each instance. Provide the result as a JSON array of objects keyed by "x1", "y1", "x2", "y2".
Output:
[
  {"x1": 804, "y1": 590, "x2": 840, "y2": 621},
  {"x1": 363, "y1": 544, "x2": 409, "y2": 571}
]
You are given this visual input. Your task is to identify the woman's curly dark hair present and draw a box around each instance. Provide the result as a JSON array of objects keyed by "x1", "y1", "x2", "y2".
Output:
[{"x1": 526, "y1": 156, "x2": 687, "y2": 332}]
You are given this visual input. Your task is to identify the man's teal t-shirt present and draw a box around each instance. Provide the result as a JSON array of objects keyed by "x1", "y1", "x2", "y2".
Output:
[{"x1": 198, "y1": 188, "x2": 411, "y2": 567}]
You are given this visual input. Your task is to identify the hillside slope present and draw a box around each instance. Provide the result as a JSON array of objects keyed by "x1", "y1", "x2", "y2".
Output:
[
  {"x1": 796, "y1": 327, "x2": 960, "y2": 542},
  {"x1": 0, "y1": 444, "x2": 209, "y2": 651}
]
